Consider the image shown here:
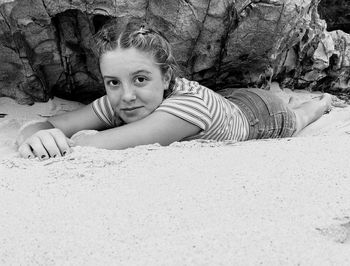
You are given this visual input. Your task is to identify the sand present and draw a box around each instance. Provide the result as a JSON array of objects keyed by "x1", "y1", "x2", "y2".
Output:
[{"x1": 1, "y1": 89, "x2": 350, "y2": 265}]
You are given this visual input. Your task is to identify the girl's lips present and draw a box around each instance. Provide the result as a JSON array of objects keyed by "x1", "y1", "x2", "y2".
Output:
[
  {"x1": 121, "y1": 106, "x2": 143, "y2": 116},
  {"x1": 121, "y1": 106, "x2": 143, "y2": 112}
]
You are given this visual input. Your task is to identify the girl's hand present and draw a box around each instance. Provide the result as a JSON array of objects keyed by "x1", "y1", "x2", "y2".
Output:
[
  {"x1": 18, "y1": 128, "x2": 73, "y2": 160},
  {"x1": 70, "y1": 130, "x2": 99, "y2": 147}
]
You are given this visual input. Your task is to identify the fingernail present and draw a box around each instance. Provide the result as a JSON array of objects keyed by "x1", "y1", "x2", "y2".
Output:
[
  {"x1": 62, "y1": 151, "x2": 67, "y2": 156},
  {"x1": 27, "y1": 155, "x2": 32, "y2": 159},
  {"x1": 41, "y1": 155, "x2": 46, "y2": 159},
  {"x1": 53, "y1": 154, "x2": 57, "y2": 158}
]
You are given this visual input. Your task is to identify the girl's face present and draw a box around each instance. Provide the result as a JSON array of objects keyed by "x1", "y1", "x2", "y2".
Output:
[{"x1": 100, "y1": 47, "x2": 170, "y2": 123}]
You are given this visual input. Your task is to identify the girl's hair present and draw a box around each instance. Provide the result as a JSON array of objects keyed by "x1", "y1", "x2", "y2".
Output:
[{"x1": 94, "y1": 18, "x2": 180, "y2": 92}]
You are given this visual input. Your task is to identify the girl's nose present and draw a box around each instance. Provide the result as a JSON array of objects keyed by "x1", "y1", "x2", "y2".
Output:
[{"x1": 122, "y1": 85, "x2": 136, "y2": 102}]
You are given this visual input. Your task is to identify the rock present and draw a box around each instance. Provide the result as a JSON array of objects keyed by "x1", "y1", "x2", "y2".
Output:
[
  {"x1": 0, "y1": 0, "x2": 349, "y2": 104},
  {"x1": 318, "y1": 0, "x2": 350, "y2": 33}
]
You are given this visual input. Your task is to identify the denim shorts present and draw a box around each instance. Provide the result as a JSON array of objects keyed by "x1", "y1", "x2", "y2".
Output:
[{"x1": 223, "y1": 88, "x2": 297, "y2": 140}]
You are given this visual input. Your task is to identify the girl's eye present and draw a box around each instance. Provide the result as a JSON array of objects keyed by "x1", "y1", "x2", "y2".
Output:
[
  {"x1": 107, "y1": 80, "x2": 119, "y2": 87},
  {"x1": 135, "y1": 76, "x2": 148, "y2": 85}
]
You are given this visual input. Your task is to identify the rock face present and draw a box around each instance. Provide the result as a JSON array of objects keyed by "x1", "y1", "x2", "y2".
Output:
[
  {"x1": 0, "y1": 0, "x2": 349, "y2": 104},
  {"x1": 318, "y1": 0, "x2": 350, "y2": 33}
]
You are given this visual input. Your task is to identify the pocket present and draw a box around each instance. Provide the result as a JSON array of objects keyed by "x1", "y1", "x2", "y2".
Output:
[{"x1": 246, "y1": 89, "x2": 286, "y2": 116}]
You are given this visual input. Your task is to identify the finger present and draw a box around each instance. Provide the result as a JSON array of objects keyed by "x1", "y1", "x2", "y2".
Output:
[
  {"x1": 28, "y1": 136, "x2": 50, "y2": 160},
  {"x1": 48, "y1": 129, "x2": 71, "y2": 156},
  {"x1": 39, "y1": 133, "x2": 62, "y2": 158},
  {"x1": 67, "y1": 138, "x2": 75, "y2": 147},
  {"x1": 18, "y1": 143, "x2": 35, "y2": 159}
]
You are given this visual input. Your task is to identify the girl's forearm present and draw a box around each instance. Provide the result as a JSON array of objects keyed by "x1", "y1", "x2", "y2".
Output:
[
  {"x1": 74, "y1": 129, "x2": 134, "y2": 150},
  {"x1": 71, "y1": 112, "x2": 201, "y2": 150},
  {"x1": 73, "y1": 111, "x2": 200, "y2": 150},
  {"x1": 16, "y1": 121, "x2": 55, "y2": 146},
  {"x1": 74, "y1": 127, "x2": 151, "y2": 150}
]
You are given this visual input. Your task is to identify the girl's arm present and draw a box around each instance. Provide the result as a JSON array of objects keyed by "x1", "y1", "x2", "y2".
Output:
[
  {"x1": 17, "y1": 103, "x2": 108, "y2": 159},
  {"x1": 47, "y1": 103, "x2": 108, "y2": 137},
  {"x1": 72, "y1": 111, "x2": 201, "y2": 150}
]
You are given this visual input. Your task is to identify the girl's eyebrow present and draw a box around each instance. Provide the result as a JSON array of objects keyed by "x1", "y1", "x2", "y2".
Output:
[
  {"x1": 103, "y1": 75, "x2": 118, "y2": 79},
  {"x1": 103, "y1": 70, "x2": 152, "y2": 80},
  {"x1": 131, "y1": 70, "x2": 152, "y2": 76}
]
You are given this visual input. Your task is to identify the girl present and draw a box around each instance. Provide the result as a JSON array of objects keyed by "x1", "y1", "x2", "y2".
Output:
[{"x1": 16, "y1": 20, "x2": 333, "y2": 160}]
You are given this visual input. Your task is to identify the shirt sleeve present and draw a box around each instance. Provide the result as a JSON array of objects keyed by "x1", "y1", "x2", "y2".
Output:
[
  {"x1": 156, "y1": 94, "x2": 212, "y2": 130},
  {"x1": 91, "y1": 96, "x2": 115, "y2": 127}
]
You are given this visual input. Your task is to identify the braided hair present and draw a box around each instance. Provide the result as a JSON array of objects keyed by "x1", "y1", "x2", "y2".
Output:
[{"x1": 94, "y1": 19, "x2": 180, "y2": 93}]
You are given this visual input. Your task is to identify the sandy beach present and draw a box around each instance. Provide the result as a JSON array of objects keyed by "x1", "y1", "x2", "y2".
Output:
[{"x1": 1, "y1": 88, "x2": 350, "y2": 265}]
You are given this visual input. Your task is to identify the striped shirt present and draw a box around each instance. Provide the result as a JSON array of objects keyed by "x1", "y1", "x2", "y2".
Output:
[
  {"x1": 92, "y1": 78, "x2": 249, "y2": 141},
  {"x1": 92, "y1": 95, "x2": 123, "y2": 127}
]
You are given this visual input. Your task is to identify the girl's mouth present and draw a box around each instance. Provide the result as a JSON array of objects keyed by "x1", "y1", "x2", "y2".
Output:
[
  {"x1": 121, "y1": 106, "x2": 143, "y2": 111},
  {"x1": 121, "y1": 106, "x2": 143, "y2": 115}
]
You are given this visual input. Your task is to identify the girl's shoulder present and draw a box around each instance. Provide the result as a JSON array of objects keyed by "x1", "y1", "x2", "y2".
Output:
[{"x1": 171, "y1": 77, "x2": 207, "y2": 96}]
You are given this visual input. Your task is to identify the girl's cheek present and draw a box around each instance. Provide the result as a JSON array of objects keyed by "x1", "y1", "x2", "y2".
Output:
[
  {"x1": 107, "y1": 91, "x2": 122, "y2": 105},
  {"x1": 106, "y1": 97, "x2": 117, "y2": 113}
]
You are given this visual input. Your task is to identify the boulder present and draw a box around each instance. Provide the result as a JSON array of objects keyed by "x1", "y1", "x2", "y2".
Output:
[{"x1": 0, "y1": 0, "x2": 349, "y2": 104}]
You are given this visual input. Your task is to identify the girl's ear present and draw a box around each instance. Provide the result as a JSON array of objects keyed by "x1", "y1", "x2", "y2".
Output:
[{"x1": 162, "y1": 69, "x2": 172, "y2": 91}]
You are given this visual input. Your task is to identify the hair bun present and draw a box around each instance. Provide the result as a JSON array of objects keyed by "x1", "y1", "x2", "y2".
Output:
[{"x1": 136, "y1": 25, "x2": 150, "y2": 35}]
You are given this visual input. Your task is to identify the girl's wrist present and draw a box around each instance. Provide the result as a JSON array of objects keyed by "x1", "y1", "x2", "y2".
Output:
[
  {"x1": 16, "y1": 120, "x2": 54, "y2": 146},
  {"x1": 70, "y1": 130, "x2": 99, "y2": 147}
]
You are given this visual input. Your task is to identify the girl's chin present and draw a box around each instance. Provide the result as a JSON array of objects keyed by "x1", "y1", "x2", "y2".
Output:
[
  {"x1": 121, "y1": 112, "x2": 148, "y2": 123},
  {"x1": 123, "y1": 117, "x2": 141, "y2": 123}
]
